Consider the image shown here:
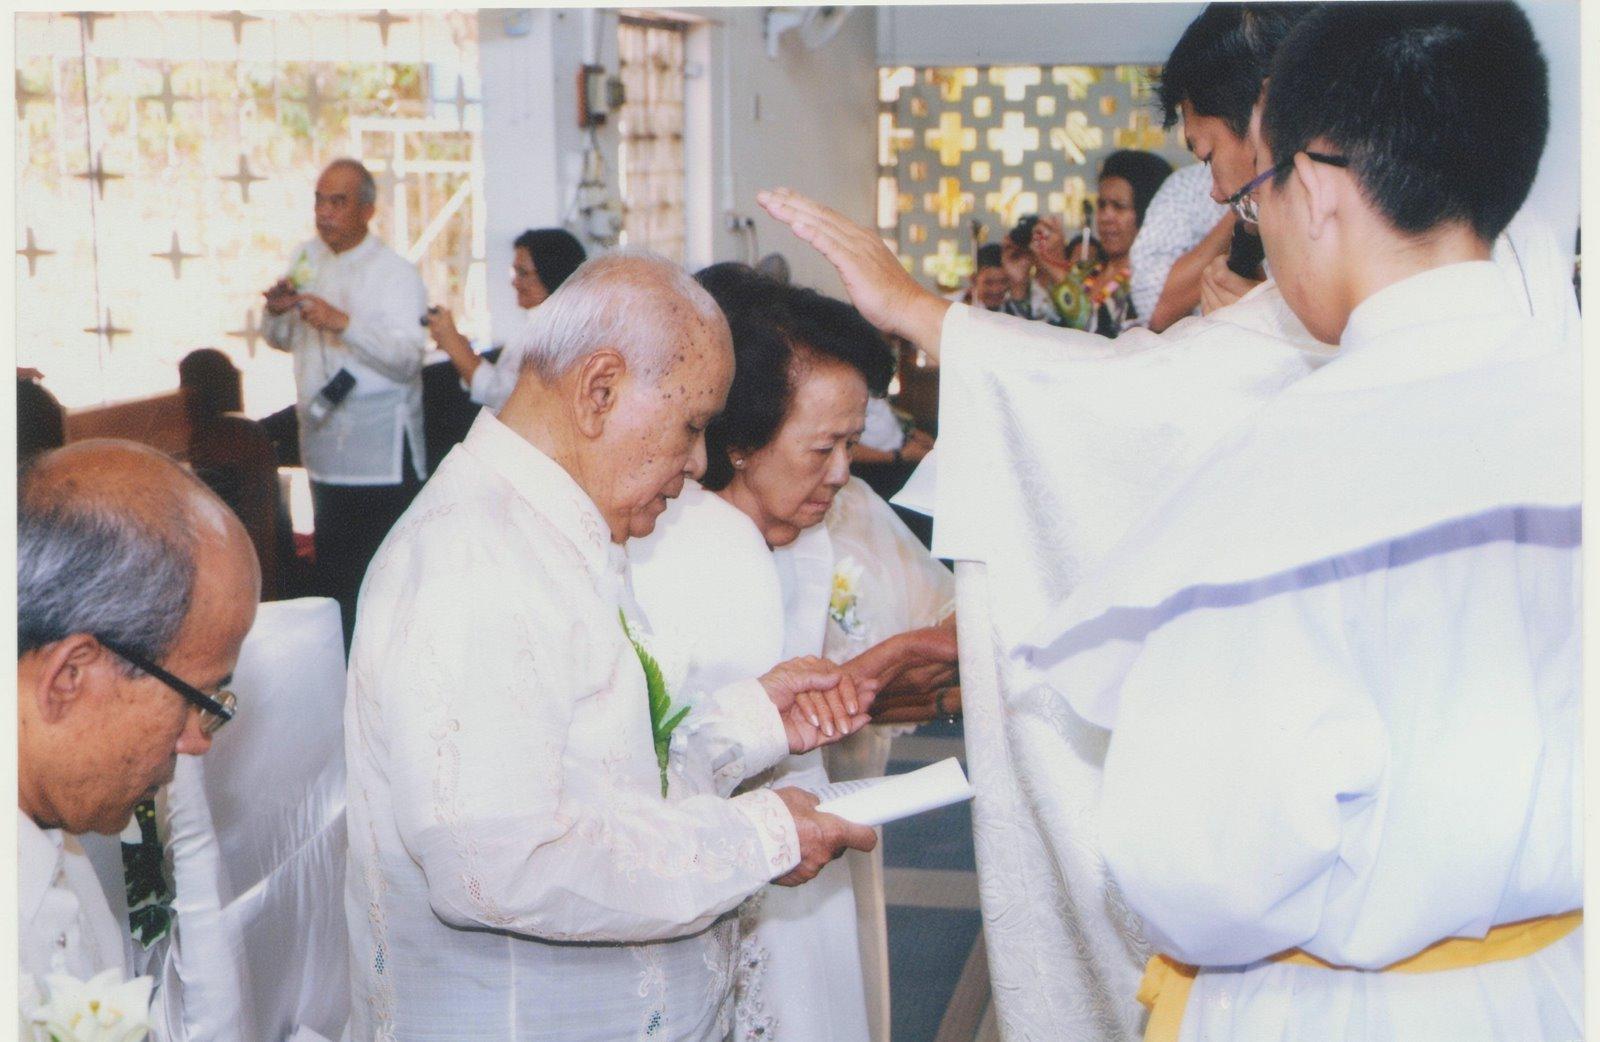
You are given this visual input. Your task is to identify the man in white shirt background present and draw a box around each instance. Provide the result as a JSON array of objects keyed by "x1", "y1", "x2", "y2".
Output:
[
  {"x1": 263, "y1": 158, "x2": 428, "y2": 646},
  {"x1": 1139, "y1": 4, "x2": 1314, "y2": 329},
  {"x1": 17, "y1": 441, "x2": 259, "y2": 1020},
  {"x1": 1126, "y1": 162, "x2": 1228, "y2": 331}
]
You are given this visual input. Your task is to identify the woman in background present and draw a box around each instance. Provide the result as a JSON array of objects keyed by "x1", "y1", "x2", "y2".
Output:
[
  {"x1": 1029, "y1": 149, "x2": 1174, "y2": 336},
  {"x1": 424, "y1": 227, "x2": 586, "y2": 408}
]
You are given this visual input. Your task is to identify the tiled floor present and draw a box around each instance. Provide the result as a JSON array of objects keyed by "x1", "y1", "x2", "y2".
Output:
[{"x1": 882, "y1": 719, "x2": 996, "y2": 1042}]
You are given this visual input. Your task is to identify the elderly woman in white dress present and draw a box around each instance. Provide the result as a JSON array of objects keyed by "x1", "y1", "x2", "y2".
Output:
[{"x1": 632, "y1": 265, "x2": 958, "y2": 1042}]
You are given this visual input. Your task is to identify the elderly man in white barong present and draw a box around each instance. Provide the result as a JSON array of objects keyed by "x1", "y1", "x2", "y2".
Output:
[
  {"x1": 760, "y1": 1, "x2": 1579, "y2": 1039},
  {"x1": 344, "y1": 252, "x2": 882, "y2": 1041}
]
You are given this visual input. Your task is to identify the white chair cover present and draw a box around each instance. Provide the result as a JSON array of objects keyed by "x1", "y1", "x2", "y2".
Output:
[{"x1": 159, "y1": 597, "x2": 350, "y2": 1041}]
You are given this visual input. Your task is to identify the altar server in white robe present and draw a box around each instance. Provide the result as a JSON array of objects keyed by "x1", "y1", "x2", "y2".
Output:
[
  {"x1": 766, "y1": 3, "x2": 1579, "y2": 1039},
  {"x1": 632, "y1": 273, "x2": 958, "y2": 1042},
  {"x1": 17, "y1": 441, "x2": 260, "y2": 1035},
  {"x1": 345, "y1": 254, "x2": 879, "y2": 1042}
]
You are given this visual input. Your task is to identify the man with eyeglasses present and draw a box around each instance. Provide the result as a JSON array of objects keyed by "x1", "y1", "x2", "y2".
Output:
[{"x1": 17, "y1": 440, "x2": 259, "y2": 1019}]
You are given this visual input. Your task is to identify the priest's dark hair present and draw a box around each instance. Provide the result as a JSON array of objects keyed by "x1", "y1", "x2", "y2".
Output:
[
  {"x1": 1157, "y1": 3, "x2": 1317, "y2": 137},
  {"x1": 693, "y1": 266, "x2": 895, "y2": 492},
  {"x1": 1263, "y1": 1, "x2": 1547, "y2": 243}
]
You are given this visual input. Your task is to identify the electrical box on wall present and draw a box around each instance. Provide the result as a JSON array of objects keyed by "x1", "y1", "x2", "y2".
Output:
[{"x1": 578, "y1": 64, "x2": 626, "y2": 127}]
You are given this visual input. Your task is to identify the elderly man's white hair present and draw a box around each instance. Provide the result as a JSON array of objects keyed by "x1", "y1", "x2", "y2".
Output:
[{"x1": 511, "y1": 249, "x2": 728, "y2": 383}]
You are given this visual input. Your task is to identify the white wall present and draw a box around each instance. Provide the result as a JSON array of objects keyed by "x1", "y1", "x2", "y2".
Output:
[
  {"x1": 476, "y1": 7, "x2": 876, "y2": 341},
  {"x1": 477, "y1": 9, "x2": 565, "y2": 341},
  {"x1": 1522, "y1": 0, "x2": 1581, "y2": 255},
  {"x1": 689, "y1": 6, "x2": 878, "y2": 296},
  {"x1": 876, "y1": 4, "x2": 1205, "y2": 66}
]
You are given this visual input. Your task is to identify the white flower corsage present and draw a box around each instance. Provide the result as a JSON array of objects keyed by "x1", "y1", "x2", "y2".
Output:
[{"x1": 829, "y1": 558, "x2": 865, "y2": 637}]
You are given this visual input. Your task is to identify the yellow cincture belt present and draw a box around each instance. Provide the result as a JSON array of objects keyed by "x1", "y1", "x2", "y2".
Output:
[{"x1": 1137, "y1": 910, "x2": 1582, "y2": 1042}]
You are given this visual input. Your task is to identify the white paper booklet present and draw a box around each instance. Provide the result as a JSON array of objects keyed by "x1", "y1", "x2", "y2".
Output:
[{"x1": 812, "y1": 757, "x2": 974, "y2": 827}]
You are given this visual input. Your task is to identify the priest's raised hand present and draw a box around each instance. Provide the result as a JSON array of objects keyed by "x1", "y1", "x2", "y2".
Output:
[{"x1": 758, "y1": 187, "x2": 952, "y2": 359}]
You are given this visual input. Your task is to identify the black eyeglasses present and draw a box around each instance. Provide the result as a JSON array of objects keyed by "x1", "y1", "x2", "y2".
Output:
[
  {"x1": 1226, "y1": 151, "x2": 1351, "y2": 224},
  {"x1": 98, "y1": 636, "x2": 237, "y2": 735}
]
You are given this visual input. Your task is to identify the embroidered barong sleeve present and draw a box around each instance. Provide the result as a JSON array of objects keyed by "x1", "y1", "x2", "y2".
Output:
[
  {"x1": 373, "y1": 539, "x2": 800, "y2": 944},
  {"x1": 676, "y1": 679, "x2": 791, "y2": 798},
  {"x1": 338, "y1": 258, "x2": 428, "y2": 386}
]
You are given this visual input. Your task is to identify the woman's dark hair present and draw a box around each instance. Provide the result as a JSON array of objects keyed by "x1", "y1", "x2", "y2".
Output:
[
  {"x1": 694, "y1": 267, "x2": 895, "y2": 492},
  {"x1": 177, "y1": 347, "x2": 243, "y2": 424},
  {"x1": 513, "y1": 228, "x2": 588, "y2": 293},
  {"x1": 1099, "y1": 150, "x2": 1175, "y2": 228}
]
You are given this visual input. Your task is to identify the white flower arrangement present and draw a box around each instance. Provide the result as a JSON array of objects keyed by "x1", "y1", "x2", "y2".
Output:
[
  {"x1": 20, "y1": 969, "x2": 153, "y2": 1042},
  {"x1": 829, "y1": 558, "x2": 865, "y2": 637},
  {"x1": 288, "y1": 249, "x2": 316, "y2": 291}
]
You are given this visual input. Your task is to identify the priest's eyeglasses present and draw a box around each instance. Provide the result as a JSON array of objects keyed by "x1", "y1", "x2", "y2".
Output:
[
  {"x1": 1227, "y1": 151, "x2": 1351, "y2": 224},
  {"x1": 98, "y1": 636, "x2": 238, "y2": 735}
]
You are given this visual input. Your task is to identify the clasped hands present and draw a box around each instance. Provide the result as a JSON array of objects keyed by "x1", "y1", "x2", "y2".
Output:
[
  {"x1": 264, "y1": 279, "x2": 349, "y2": 333},
  {"x1": 757, "y1": 619, "x2": 959, "y2": 753},
  {"x1": 842, "y1": 620, "x2": 960, "y2": 725},
  {"x1": 762, "y1": 624, "x2": 960, "y2": 886}
]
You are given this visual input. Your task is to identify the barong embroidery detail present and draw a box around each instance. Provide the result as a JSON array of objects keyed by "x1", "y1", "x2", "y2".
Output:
[{"x1": 733, "y1": 891, "x2": 777, "y2": 1040}]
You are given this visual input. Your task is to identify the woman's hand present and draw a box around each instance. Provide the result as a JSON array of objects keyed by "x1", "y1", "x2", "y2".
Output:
[
  {"x1": 1198, "y1": 255, "x2": 1263, "y2": 315},
  {"x1": 1030, "y1": 216, "x2": 1071, "y2": 280},
  {"x1": 425, "y1": 305, "x2": 482, "y2": 382},
  {"x1": 760, "y1": 656, "x2": 876, "y2": 753}
]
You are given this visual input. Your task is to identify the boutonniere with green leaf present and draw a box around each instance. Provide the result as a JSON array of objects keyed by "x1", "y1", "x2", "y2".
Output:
[{"x1": 620, "y1": 611, "x2": 690, "y2": 798}]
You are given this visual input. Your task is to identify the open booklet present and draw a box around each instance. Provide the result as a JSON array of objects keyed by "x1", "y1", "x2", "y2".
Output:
[{"x1": 807, "y1": 757, "x2": 974, "y2": 827}]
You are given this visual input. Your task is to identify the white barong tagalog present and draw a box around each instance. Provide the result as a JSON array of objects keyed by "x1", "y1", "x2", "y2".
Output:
[{"x1": 344, "y1": 411, "x2": 801, "y2": 1041}]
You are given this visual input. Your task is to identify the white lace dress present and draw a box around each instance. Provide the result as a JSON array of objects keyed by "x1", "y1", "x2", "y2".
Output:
[{"x1": 632, "y1": 481, "x2": 883, "y2": 1042}]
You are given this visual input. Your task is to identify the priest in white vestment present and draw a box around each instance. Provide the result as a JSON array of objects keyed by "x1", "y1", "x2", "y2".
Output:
[
  {"x1": 17, "y1": 441, "x2": 261, "y2": 1035},
  {"x1": 345, "y1": 254, "x2": 878, "y2": 1041},
  {"x1": 761, "y1": 4, "x2": 1579, "y2": 1040}
]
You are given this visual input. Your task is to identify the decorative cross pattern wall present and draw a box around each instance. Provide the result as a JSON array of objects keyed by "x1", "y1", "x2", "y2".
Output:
[
  {"x1": 15, "y1": 10, "x2": 484, "y2": 413},
  {"x1": 878, "y1": 64, "x2": 1196, "y2": 289}
]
